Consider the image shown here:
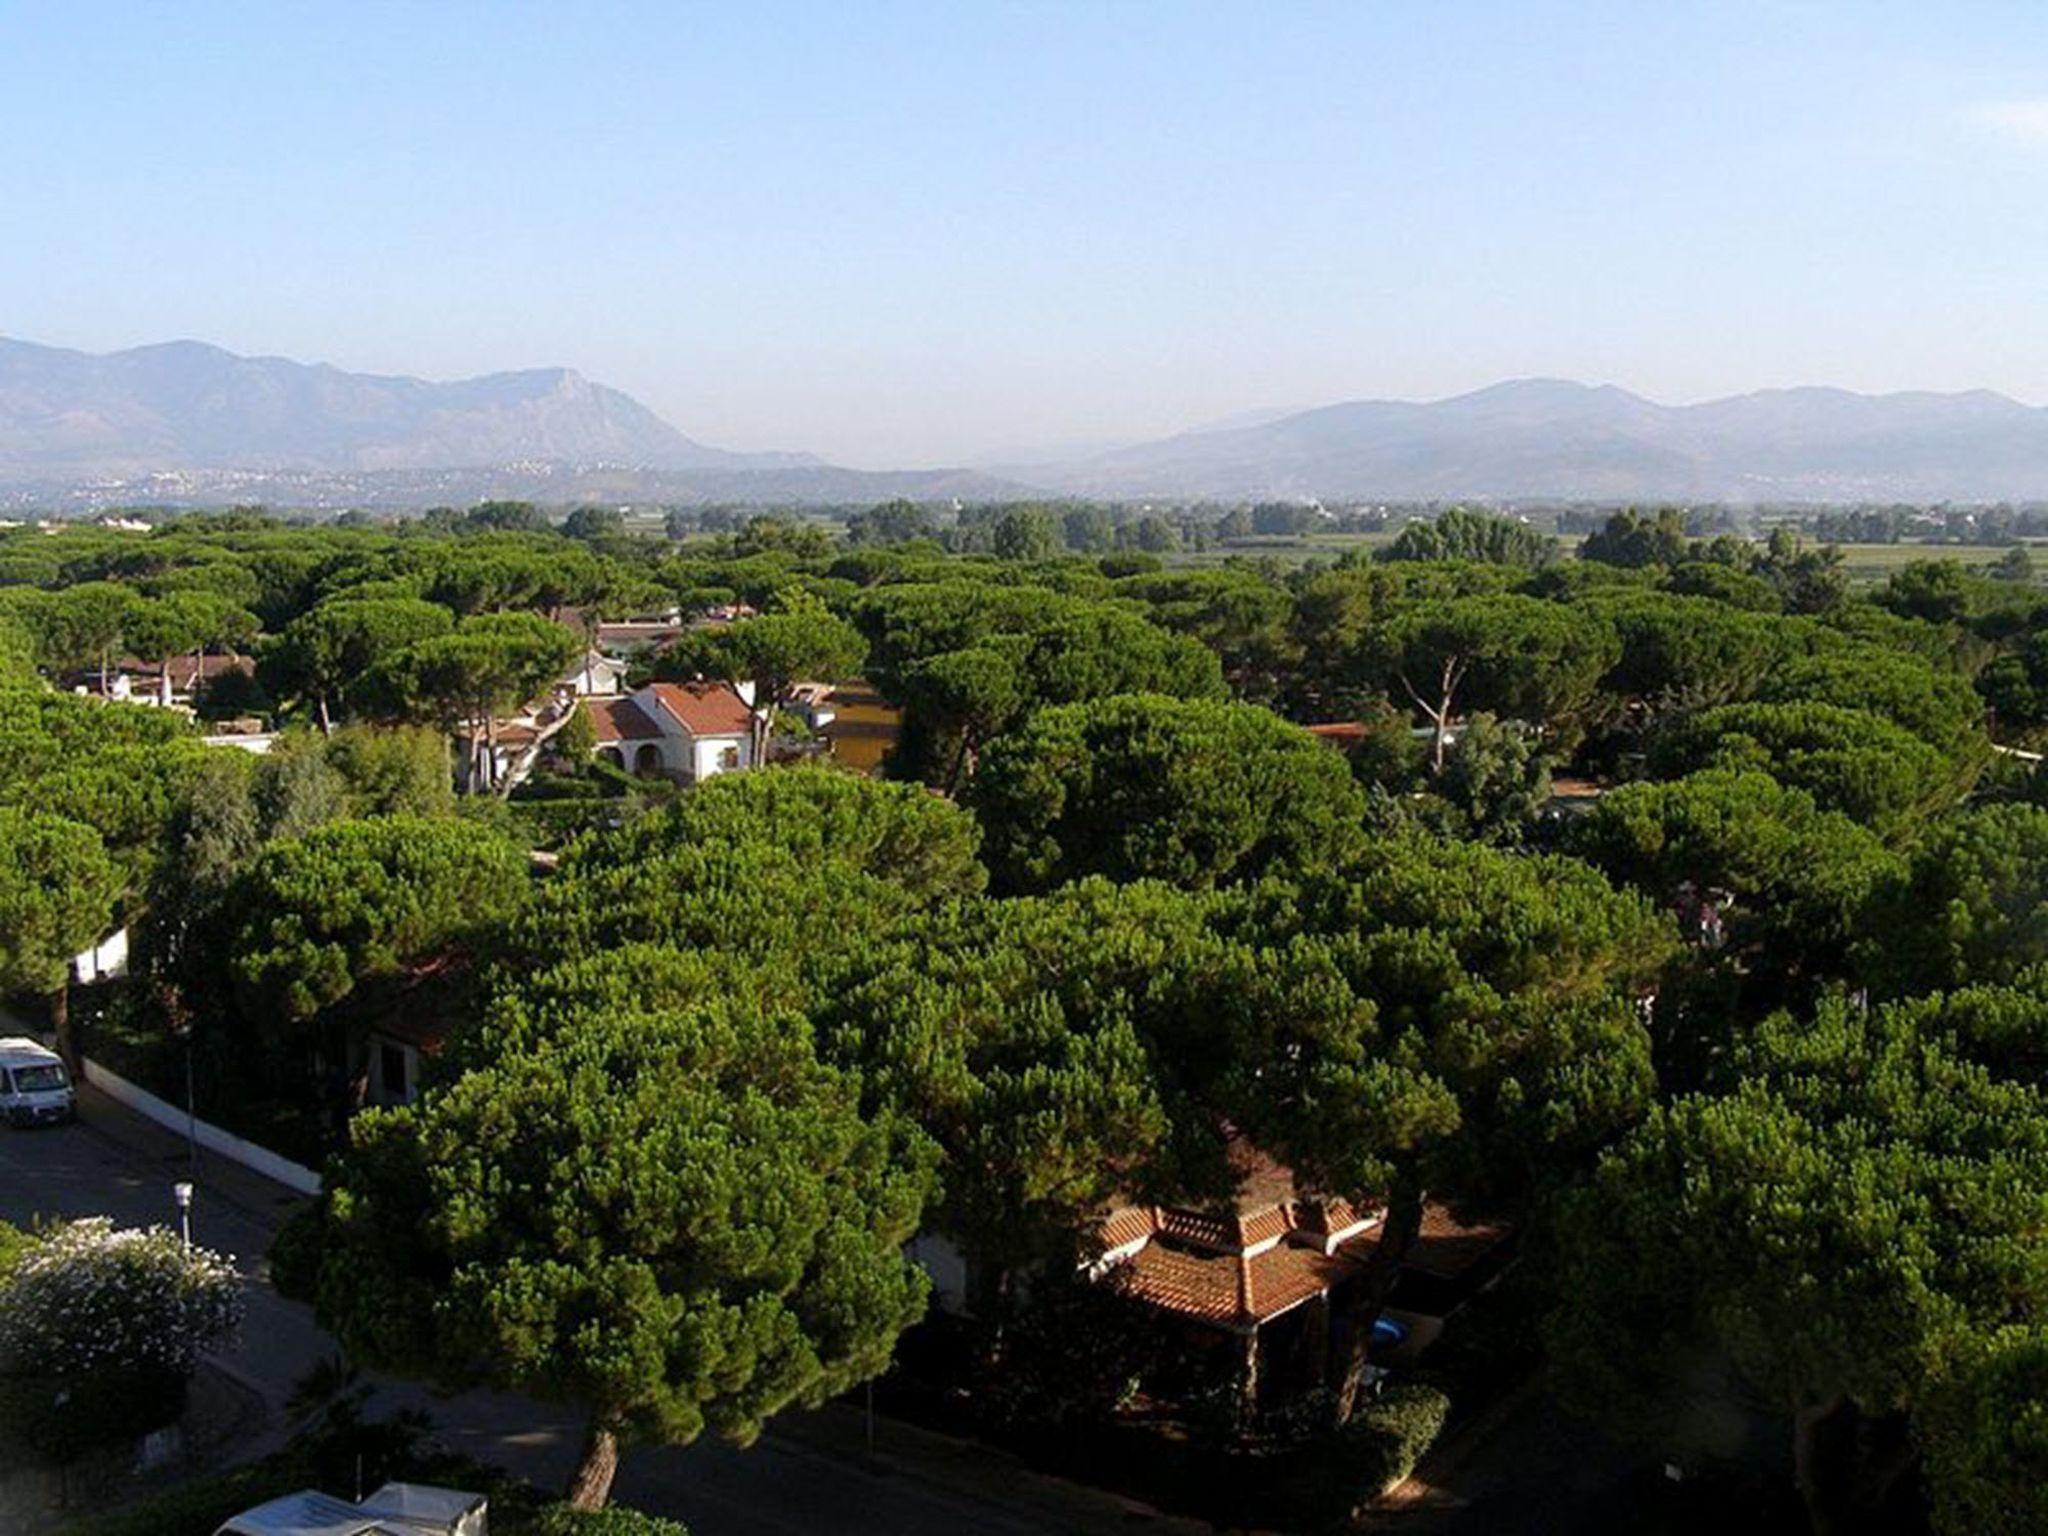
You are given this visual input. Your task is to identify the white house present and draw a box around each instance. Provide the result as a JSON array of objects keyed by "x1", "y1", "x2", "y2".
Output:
[
  {"x1": 590, "y1": 681, "x2": 756, "y2": 781},
  {"x1": 91, "y1": 653, "x2": 255, "y2": 710},
  {"x1": 560, "y1": 648, "x2": 631, "y2": 697}
]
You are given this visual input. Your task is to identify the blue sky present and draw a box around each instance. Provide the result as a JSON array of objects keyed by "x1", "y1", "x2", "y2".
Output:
[{"x1": 5, "y1": 1, "x2": 2048, "y2": 466}]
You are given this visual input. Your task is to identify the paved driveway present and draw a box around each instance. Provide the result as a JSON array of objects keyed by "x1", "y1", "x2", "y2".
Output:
[{"x1": 0, "y1": 1090, "x2": 1205, "y2": 1536}]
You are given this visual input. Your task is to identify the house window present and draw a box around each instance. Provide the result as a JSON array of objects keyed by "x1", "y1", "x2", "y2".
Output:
[
  {"x1": 719, "y1": 745, "x2": 740, "y2": 770},
  {"x1": 379, "y1": 1042, "x2": 410, "y2": 1102}
]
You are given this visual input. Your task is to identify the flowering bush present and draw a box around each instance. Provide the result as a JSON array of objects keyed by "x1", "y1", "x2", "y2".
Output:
[{"x1": 0, "y1": 1217, "x2": 244, "y2": 1379}]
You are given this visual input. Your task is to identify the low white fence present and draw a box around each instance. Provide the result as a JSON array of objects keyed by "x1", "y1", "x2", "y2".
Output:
[{"x1": 83, "y1": 1057, "x2": 322, "y2": 1196}]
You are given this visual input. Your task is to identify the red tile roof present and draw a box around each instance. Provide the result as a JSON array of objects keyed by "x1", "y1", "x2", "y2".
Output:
[
  {"x1": 1100, "y1": 1206, "x2": 1161, "y2": 1251},
  {"x1": 1091, "y1": 1133, "x2": 1510, "y2": 1331},
  {"x1": 1104, "y1": 1202, "x2": 1509, "y2": 1330},
  {"x1": 1111, "y1": 1233, "x2": 1363, "y2": 1330},
  {"x1": 1305, "y1": 721, "x2": 1369, "y2": 746},
  {"x1": 589, "y1": 697, "x2": 663, "y2": 743},
  {"x1": 1404, "y1": 1207, "x2": 1513, "y2": 1278},
  {"x1": 645, "y1": 682, "x2": 753, "y2": 737}
]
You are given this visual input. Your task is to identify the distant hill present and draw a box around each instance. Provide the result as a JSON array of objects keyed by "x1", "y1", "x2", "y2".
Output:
[
  {"x1": 15, "y1": 344, "x2": 2048, "y2": 508},
  {"x1": 0, "y1": 337, "x2": 816, "y2": 478},
  {"x1": 1022, "y1": 379, "x2": 2048, "y2": 502}
]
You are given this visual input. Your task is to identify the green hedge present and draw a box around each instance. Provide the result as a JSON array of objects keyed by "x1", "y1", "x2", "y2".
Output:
[
  {"x1": 1352, "y1": 1381, "x2": 1452, "y2": 1493},
  {"x1": 531, "y1": 1508, "x2": 692, "y2": 1536},
  {"x1": 1270, "y1": 1380, "x2": 1453, "y2": 1529},
  {"x1": 0, "y1": 1367, "x2": 187, "y2": 1466}
]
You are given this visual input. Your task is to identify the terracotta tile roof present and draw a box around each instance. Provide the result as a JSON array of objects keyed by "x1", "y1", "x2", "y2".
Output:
[
  {"x1": 1305, "y1": 721, "x2": 1369, "y2": 746},
  {"x1": 645, "y1": 682, "x2": 753, "y2": 737},
  {"x1": 1092, "y1": 1129, "x2": 1512, "y2": 1331},
  {"x1": 1112, "y1": 1234, "x2": 1364, "y2": 1330},
  {"x1": 1402, "y1": 1207, "x2": 1513, "y2": 1279},
  {"x1": 1100, "y1": 1206, "x2": 1160, "y2": 1251},
  {"x1": 349, "y1": 954, "x2": 475, "y2": 1052},
  {"x1": 1296, "y1": 1198, "x2": 1371, "y2": 1237},
  {"x1": 594, "y1": 621, "x2": 685, "y2": 650},
  {"x1": 826, "y1": 681, "x2": 892, "y2": 708},
  {"x1": 589, "y1": 696, "x2": 663, "y2": 743},
  {"x1": 1103, "y1": 1201, "x2": 1510, "y2": 1329},
  {"x1": 1156, "y1": 1209, "x2": 1230, "y2": 1250},
  {"x1": 456, "y1": 721, "x2": 539, "y2": 746}
]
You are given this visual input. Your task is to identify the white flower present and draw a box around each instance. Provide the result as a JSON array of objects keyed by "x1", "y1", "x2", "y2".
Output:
[{"x1": 0, "y1": 1218, "x2": 245, "y2": 1378}]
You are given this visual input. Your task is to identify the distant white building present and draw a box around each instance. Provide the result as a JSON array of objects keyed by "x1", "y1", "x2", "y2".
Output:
[{"x1": 560, "y1": 647, "x2": 631, "y2": 697}]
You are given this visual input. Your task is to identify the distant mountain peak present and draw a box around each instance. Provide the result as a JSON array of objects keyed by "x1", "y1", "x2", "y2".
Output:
[{"x1": 0, "y1": 337, "x2": 814, "y2": 479}]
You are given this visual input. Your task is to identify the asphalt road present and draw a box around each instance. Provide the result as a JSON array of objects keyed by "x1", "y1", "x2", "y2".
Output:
[{"x1": 0, "y1": 1090, "x2": 1203, "y2": 1536}]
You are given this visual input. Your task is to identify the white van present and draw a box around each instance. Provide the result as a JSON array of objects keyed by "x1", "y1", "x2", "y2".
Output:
[{"x1": 0, "y1": 1037, "x2": 75, "y2": 1127}]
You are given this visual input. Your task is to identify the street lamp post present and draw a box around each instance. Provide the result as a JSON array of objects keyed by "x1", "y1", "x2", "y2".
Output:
[
  {"x1": 183, "y1": 1035, "x2": 199, "y2": 1172},
  {"x1": 172, "y1": 1180, "x2": 193, "y2": 1248}
]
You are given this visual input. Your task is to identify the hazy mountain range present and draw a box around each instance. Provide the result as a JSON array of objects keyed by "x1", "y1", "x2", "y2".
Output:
[
  {"x1": 1009, "y1": 379, "x2": 2048, "y2": 502},
  {"x1": 8, "y1": 339, "x2": 2048, "y2": 506}
]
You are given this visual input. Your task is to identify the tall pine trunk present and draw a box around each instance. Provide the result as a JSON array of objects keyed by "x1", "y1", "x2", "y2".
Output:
[
  {"x1": 50, "y1": 979, "x2": 75, "y2": 1075},
  {"x1": 1791, "y1": 1395, "x2": 1853, "y2": 1536},
  {"x1": 1331, "y1": 1179, "x2": 1425, "y2": 1422},
  {"x1": 565, "y1": 1411, "x2": 624, "y2": 1511}
]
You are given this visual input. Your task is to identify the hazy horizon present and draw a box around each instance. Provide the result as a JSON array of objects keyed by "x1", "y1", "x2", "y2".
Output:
[{"x1": 9, "y1": 2, "x2": 2048, "y2": 467}]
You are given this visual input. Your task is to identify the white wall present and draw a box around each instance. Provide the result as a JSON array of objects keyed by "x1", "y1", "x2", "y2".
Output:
[
  {"x1": 907, "y1": 1233, "x2": 970, "y2": 1315},
  {"x1": 692, "y1": 734, "x2": 748, "y2": 781},
  {"x1": 83, "y1": 1058, "x2": 321, "y2": 1196},
  {"x1": 72, "y1": 927, "x2": 129, "y2": 985}
]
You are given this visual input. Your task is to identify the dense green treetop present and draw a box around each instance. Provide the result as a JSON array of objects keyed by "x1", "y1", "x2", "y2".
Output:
[
  {"x1": 278, "y1": 949, "x2": 938, "y2": 1508},
  {"x1": 516, "y1": 768, "x2": 980, "y2": 977},
  {"x1": 971, "y1": 693, "x2": 1368, "y2": 893},
  {"x1": 1663, "y1": 557, "x2": 1783, "y2": 612},
  {"x1": 1571, "y1": 590, "x2": 1783, "y2": 710},
  {"x1": 852, "y1": 578, "x2": 1225, "y2": 781},
  {"x1": 267, "y1": 596, "x2": 455, "y2": 725},
  {"x1": 1918, "y1": 1324, "x2": 2048, "y2": 1536},
  {"x1": 0, "y1": 686, "x2": 210, "y2": 883},
  {"x1": 1380, "y1": 508, "x2": 1557, "y2": 569},
  {"x1": 229, "y1": 815, "x2": 531, "y2": 1022},
  {"x1": 358, "y1": 611, "x2": 581, "y2": 735},
  {"x1": 1578, "y1": 507, "x2": 1690, "y2": 569},
  {"x1": 606, "y1": 763, "x2": 985, "y2": 903},
  {"x1": 1550, "y1": 995, "x2": 2048, "y2": 1534},
  {"x1": 1362, "y1": 594, "x2": 1619, "y2": 766},
  {"x1": 1760, "y1": 640, "x2": 1986, "y2": 755},
  {"x1": 1649, "y1": 700, "x2": 1963, "y2": 832},
  {"x1": 1864, "y1": 804, "x2": 2048, "y2": 997},
  {"x1": 1574, "y1": 768, "x2": 1902, "y2": 982},
  {"x1": 0, "y1": 805, "x2": 118, "y2": 1003}
]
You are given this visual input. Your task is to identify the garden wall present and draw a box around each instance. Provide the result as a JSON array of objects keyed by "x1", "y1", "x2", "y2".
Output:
[{"x1": 83, "y1": 1058, "x2": 322, "y2": 1196}]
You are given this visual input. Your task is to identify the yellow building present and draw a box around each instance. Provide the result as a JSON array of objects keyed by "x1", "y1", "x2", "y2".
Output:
[{"x1": 819, "y1": 682, "x2": 902, "y2": 775}]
